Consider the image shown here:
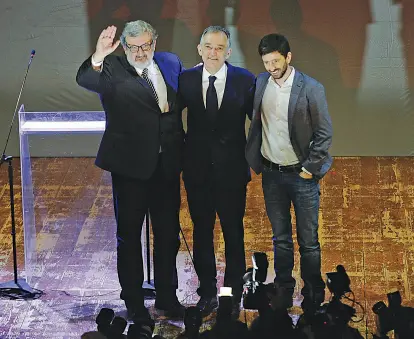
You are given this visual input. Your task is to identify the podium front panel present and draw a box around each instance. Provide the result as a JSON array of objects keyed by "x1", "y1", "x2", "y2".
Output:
[{"x1": 18, "y1": 106, "x2": 153, "y2": 291}]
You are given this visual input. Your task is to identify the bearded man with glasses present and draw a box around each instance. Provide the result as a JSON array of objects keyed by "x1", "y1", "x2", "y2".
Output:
[{"x1": 76, "y1": 20, "x2": 185, "y2": 322}]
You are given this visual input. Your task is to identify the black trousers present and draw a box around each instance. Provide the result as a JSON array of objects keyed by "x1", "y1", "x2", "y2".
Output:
[
  {"x1": 111, "y1": 155, "x2": 181, "y2": 309},
  {"x1": 185, "y1": 176, "x2": 247, "y2": 300}
]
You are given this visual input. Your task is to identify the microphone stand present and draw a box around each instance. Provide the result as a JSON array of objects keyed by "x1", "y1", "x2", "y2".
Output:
[{"x1": 0, "y1": 51, "x2": 42, "y2": 299}]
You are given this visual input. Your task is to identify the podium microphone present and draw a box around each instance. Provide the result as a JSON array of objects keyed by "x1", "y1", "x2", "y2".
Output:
[
  {"x1": 29, "y1": 49, "x2": 35, "y2": 65},
  {"x1": 1, "y1": 49, "x2": 36, "y2": 164}
]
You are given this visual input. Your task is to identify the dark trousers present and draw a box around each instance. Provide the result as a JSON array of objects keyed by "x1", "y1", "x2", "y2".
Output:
[
  {"x1": 262, "y1": 166, "x2": 325, "y2": 304},
  {"x1": 111, "y1": 155, "x2": 181, "y2": 309},
  {"x1": 185, "y1": 176, "x2": 247, "y2": 300}
]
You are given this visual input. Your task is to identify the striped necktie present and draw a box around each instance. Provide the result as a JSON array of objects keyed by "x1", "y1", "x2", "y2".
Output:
[{"x1": 142, "y1": 68, "x2": 159, "y2": 104}]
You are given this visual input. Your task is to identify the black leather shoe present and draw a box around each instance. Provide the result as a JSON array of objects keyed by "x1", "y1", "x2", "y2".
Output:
[
  {"x1": 127, "y1": 305, "x2": 152, "y2": 323},
  {"x1": 155, "y1": 298, "x2": 186, "y2": 318},
  {"x1": 196, "y1": 296, "x2": 218, "y2": 316},
  {"x1": 231, "y1": 302, "x2": 241, "y2": 320},
  {"x1": 301, "y1": 290, "x2": 325, "y2": 314},
  {"x1": 301, "y1": 297, "x2": 324, "y2": 314},
  {"x1": 272, "y1": 283, "x2": 293, "y2": 309},
  {"x1": 282, "y1": 295, "x2": 293, "y2": 309}
]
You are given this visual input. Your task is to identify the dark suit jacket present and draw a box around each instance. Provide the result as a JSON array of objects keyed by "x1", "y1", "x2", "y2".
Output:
[
  {"x1": 76, "y1": 52, "x2": 184, "y2": 180},
  {"x1": 246, "y1": 70, "x2": 333, "y2": 179},
  {"x1": 178, "y1": 62, "x2": 255, "y2": 186}
]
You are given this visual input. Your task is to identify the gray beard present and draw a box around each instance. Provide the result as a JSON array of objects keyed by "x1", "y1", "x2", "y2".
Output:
[{"x1": 126, "y1": 53, "x2": 151, "y2": 69}]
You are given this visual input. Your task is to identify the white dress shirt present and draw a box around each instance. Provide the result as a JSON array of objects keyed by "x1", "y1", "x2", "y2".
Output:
[
  {"x1": 261, "y1": 67, "x2": 299, "y2": 166},
  {"x1": 91, "y1": 55, "x2": 168, "y2": 113},
  {"x1": 202, "y1": 63, "x2": 227, "y2": 109}
]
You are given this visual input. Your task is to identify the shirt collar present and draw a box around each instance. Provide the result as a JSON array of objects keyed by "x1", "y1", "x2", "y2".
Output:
[
  {"x1": 285, "y1": 67, "x2": 295, "y2": 86},
  {"x1": 202, "y1": 63, "x2": 227, "y2": 81},
  {"x1": 134, "y1": 59, "x2": 157, "y2": 75}
]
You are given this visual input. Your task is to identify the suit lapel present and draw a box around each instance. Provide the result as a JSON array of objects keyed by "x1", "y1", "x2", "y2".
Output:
[
  {"x1": 288, "y1": 70, "x2": 304, "y2": 135},
  {"x1": 120, "y1": 54, "x2": 160, "y2": 110},
  {"x1": 253, "y1": 73, "x2": 270, "y2": 119},
  {"x1": 216, "y1": 62, "x2": 236, "y2": 125},
  {"x1": 121, "y1": 54, "x2": 148, "y2": 89},
  {"x1": 194, "y1": 65, "x2": 205, "y2": 112}
]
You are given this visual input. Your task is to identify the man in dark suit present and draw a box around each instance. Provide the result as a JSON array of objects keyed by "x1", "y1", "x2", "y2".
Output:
[
  {"x1": 76, "y1": 20, "x2": 184, "y2": 321},
  {"x1": 246, "y1": 33, "x2": 333, "y2": 313},
  {"x1": 177, "y1": 26, "x2": 255, "y2": 318}
]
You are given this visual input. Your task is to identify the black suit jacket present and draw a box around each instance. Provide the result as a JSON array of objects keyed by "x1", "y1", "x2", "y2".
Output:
[
  {"x1": 76, "y1": 52, "x2": 184, "y2": 180},
  {"x1": 178, "y1": 63, "x2": 255, "y2": 186},
  {"x1": 246, "y1": 70, "x2": 333, "y2": 179}
]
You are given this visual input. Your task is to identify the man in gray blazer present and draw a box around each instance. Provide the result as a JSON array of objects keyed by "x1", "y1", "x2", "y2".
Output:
[{"x1": 246, "y1": 33, "x2": 333, "y2": 313}]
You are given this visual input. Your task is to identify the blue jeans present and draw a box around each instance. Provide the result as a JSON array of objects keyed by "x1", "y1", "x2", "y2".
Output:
[{"x1": 262, "y1": 166, "x2": 325, "y2": 304}]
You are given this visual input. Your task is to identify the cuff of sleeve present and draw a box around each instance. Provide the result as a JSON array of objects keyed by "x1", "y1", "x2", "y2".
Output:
[
  {"x1": 301, "y1": 167, "x2": 312, "y2": 175},
  {"x1": 91, "y1": 54, "x2": 103, "y2": 67}
]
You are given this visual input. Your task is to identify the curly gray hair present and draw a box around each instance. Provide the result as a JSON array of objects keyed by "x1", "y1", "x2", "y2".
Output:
[{"x1": 120, "y1": 20, "x2": 158, "y2": 46}]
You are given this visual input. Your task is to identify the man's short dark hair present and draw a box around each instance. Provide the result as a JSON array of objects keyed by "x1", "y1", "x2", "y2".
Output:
[
  {"x1": 258, "y1": 33, "x2": 290, "y2": 58},
  {"x1": 200, "y1": 25, "x2": 231, "y2": 48}
]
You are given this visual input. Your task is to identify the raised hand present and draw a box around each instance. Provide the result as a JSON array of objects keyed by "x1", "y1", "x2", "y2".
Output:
[{"x1": 93, "y1": 26, "x2": 121, "y2": 63}]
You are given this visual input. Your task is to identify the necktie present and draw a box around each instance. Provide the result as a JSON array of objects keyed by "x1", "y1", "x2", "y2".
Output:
[
  {"x1": 142, "y1": 68, "x2": 159, "y2": 104},
  {"x1": 206, "y1": 75, "x2": 218, "y2": 122}
]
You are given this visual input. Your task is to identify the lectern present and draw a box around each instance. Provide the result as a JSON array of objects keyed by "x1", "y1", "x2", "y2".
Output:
[{"x1": 18, "y1": 105, "x2": 154, "y2": 291}]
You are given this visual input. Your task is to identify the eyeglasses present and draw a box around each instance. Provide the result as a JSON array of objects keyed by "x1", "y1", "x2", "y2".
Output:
[{"x1": 125, "y1": 40, "x2": 154, "y2": 53}]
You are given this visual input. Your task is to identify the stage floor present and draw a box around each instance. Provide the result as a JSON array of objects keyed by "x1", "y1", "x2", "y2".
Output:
[{"x1": 0, "y1": 157, "x2": 413, "y2": 338}]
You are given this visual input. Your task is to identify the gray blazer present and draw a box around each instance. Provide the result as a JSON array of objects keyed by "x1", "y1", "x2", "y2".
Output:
[{"x1": 246, "y1": 70, "x2": 333, "y2": 180}]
